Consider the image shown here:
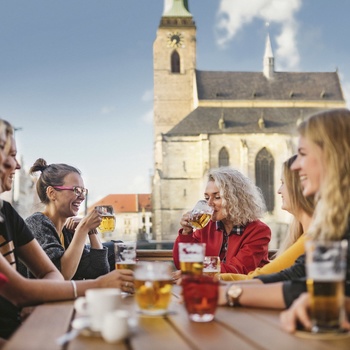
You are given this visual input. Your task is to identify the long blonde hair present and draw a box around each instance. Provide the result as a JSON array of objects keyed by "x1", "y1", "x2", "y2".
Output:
[
  {"x1": 207, "y1": 167, "x2": 266, "y2": 225},
  {"x1": 298, "y1": 109, "x2": 350, "y2": 240},
  {"x1": 276, "y1": 155, "x2": 314, "y2": 256}
]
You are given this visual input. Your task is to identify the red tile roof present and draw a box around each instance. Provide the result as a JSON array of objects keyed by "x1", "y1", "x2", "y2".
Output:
[{"x1": 89, "y1": 194, "x2": 152, "y2": 214}]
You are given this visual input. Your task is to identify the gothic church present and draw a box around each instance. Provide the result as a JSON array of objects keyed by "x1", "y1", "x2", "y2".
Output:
[{"x1": 152, "y1": 0, "x2": 345, "y2": 245}]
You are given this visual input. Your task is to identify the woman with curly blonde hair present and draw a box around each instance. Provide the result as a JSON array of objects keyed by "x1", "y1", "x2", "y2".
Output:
[
  {"x1": 172, "y1": 167, "x2": 271, "y2": 273},
  {"x1": 220, "y1": 155, "x2": 314, "y2": 281}
]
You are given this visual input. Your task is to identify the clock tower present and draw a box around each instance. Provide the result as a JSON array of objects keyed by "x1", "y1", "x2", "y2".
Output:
[
  {"x1": 153, "y1": 0, "x2": 197, "y2": 139},
  {"x1": 152, "y1": 0, "x2": 197, "y2": 240}
]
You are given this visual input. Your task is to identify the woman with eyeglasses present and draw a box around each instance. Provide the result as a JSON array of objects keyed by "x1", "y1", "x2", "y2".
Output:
[
  {"x1": 0, "y1": 122, "x2": 133, "y2": 341},
  {"x1": 25, "y1": 158, "x2": 110, "y2": 280}
]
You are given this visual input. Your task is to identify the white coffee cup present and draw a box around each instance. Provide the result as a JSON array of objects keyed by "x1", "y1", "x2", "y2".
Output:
[
  {"x1": 101, "y1": 310, "x2": 129, "y2": 343},
  {"x1": 74, "y1": 288, "x2": 121, "y2": 331}
]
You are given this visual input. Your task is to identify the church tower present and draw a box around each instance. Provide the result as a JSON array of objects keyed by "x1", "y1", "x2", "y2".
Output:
[
  {"x1": 152, "y1": 0, "x2": 197, "y2": 240},
  {"x1": 153, "y1": 0, "x2": 197, "y2": 138}
]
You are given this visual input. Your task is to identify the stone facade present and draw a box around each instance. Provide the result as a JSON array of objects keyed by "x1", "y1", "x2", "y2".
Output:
[{"x1": 152, "y1": 1, "x2": 346, "y2": 247}]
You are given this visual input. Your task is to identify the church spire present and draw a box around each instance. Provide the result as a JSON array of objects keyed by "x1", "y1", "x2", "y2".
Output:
[
  {"x1": 163, "y1": 0, "x2": 192, "y2": 17},
  {"x1": 263, "y1": 26, "x2": 275, "y2": 80}
]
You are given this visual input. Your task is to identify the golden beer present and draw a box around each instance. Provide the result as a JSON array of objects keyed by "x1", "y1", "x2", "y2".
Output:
[
  {"x1": 307, "y1": 278, "x2": 344, "y2": 332},
  {"x1": 115, "y1": 263, "x2": 136, "y2": 271},
  {"x1": 98, "y1": 214, "x2": 116, "y2": 233},
  {"x1": 180, "y1": 261, "x2": 204, "y2": 275},
  {"x1": 189, "y1": 213, "x2": 211, "y2": 230},
  {"x1": 135, "y1": 279, "x2": 173, "y2": 315}
]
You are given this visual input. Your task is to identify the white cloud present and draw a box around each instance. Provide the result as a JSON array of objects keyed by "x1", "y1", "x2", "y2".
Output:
[
  {"x1": 141, "y1": 109, "x2": 153, "y2": 124},
  {"x1": 100, "y1": 106, "x2": 116, "y2": 114},
  {"x1": 141, "y1": 89, "x2": 153, "y2": 102},
  {"x1": 216, "y1": 0, "x2": 302, "y2": 70}
]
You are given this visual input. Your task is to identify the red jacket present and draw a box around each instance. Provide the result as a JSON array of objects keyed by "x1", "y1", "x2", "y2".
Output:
[{"x1": 173, "y1": 220, "x2": 271, "y2": 274}]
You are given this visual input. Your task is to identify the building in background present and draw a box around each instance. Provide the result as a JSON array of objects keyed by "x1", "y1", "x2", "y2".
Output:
[
  {"x1": 89, "y1": 194, "x2": 152, "y2": 242},
  {"x1": 152, "y1": 0, "x2": 346, "y2": 247}
]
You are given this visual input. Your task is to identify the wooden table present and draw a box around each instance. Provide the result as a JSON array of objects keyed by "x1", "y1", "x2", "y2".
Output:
[{"x1": 4, "y1": 288, "x2": 350, "y2": 350}]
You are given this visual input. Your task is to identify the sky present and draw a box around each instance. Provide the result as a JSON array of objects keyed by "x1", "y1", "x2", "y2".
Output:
[{"x1": 1, "y1": 0, "x2": 350, "y2": 205}]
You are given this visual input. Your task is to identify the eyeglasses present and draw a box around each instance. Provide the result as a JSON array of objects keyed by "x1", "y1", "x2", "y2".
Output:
[{"x1": 52, "y1": 186, "x2": 88, "y2": 197}]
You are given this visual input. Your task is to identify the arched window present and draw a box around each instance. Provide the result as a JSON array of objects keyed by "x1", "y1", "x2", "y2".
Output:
[
  {"x1": 219, "y1": 147, "x2": 229, "y2": 167},
  {"x1": 255, "y1": 148, "x2": 274, "y2": 212},
  {"x1": 171, "y1": 51, "x2": 180, "y2": 73}
]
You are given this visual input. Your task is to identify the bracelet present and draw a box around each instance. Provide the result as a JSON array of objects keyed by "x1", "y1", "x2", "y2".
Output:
[
  {"x1": 71, "y1": 280, "x2": 78, "y2": 299},
  {"x1": 88, "y1": 229, "x2": 98, "y2": 235}
]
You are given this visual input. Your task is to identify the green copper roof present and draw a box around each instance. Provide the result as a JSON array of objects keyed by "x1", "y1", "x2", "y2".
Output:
[{"x1": 163, "y1": 0, "x2": 192, "y2": 17}]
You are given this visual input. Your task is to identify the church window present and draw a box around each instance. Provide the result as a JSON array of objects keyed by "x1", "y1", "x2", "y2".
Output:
[
  {"x1": 219, "y1": 147, "x2": 229, "y2": 167},
  {"x1": 171, "y1": 51, "x2": 180, "y2": 73},
  {"x1": 255, "y1": 148, "x2": 274, "y2": 212}
]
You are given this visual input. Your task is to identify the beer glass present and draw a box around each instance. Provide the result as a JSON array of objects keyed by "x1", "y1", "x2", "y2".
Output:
[
  {"x1": 188, "y1": 200, "x2": 213, "y2": 230},
  {"x1": 203, "y1": 256, "x2": 221, "y2": 277},
  {"x1": 95, "y1": 205, "x2": 116, "y2": 233},
  {"x1": 114, "y1": 241, "x2": 137, "y2": 270},
  {"x1": 182, "y1": 274, "x2": 219, "y2": 322},
  {"x1": 178, "y1": 242, "x2": 206, "y2": 275},
  {"x1": 305, "y1": 239, "x2": 348, "y2": 333},
  {"x1": 134, "y1": 261, "x2": 173, "y2": 315}
]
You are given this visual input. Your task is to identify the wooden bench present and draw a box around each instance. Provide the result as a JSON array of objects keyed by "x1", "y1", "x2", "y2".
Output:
[{"x1": 136, "y1": 249, "x2": 173, "y2": 262}]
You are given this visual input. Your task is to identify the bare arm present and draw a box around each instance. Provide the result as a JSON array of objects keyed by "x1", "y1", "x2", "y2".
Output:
[
  {"x1": 280, "y1": 293, "x2": 350, "y2": 333},
  {"x1": 17, "y1": 240, "x2": 63, "y2": 280},
  {"x1": 218, "y1": 280, "x2": 286, "y2": 309},
  {"x1": 0, "y1": 253, "x2": 134, "y2": 307},
  {"x1": 60, "y1": 210, "x2": 101, "y2": 279}
]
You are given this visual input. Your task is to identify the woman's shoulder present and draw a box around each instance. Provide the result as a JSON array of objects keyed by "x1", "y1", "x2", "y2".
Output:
[
  {"x1": 246, "y1": 219, "x2": 271, "y2": 230},
  {"x1": 25, "y1": 212, "x2": 49, "y2": 225}
]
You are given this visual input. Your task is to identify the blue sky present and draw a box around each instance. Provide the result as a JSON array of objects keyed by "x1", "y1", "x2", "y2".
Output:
[{"x1": 1, "y1": 0, "x2": 349, "y2": 205}]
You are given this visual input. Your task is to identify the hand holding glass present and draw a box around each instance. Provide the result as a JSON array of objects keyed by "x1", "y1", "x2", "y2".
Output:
[
  {"x1": 305, "y1": 239, "x2": 348, "y2": 334},
  {"x1": 95, "y1": 205, "x2": 116, "y2": 233},
  {"x1": 189, "y1": 200, "x2": 213, "y2": 230}
]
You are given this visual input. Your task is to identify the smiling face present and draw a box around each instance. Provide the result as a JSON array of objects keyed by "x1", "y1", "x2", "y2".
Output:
[
  {"x1": 291, "y1": 135, "x2": 324, "y2": 197},
  {"x1": 0, "y1": 130, "x2": 7, "y2": 176},
  {"x1": 2, "y1": 136, "x2": 21, "y2": 192},
  {"x1": 204, "y1": 180, "x2": 226, "y2": 222},
  {"x1": 277, "y1": 170, "x2": 291, "y2": 213},
  {"x1": 53, "y1": 172, "x2": 85, "y2": 218}
]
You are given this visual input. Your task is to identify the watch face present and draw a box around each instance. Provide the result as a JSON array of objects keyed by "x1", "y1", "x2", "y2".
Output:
[{"x1": 167, "y1": 31, "x2": 184, "y2": 48}]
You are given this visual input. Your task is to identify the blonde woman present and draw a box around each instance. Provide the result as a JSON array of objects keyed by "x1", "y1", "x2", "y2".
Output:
[
  {"x1": 173, "y1": 167, "x2": 271, "y2": 274},
  {"x1": 220, "y1": 155, "x2": 314, "y2": 281},
  {"x1": 217, "y1": 109, "x2": 350, "y2": 313}
]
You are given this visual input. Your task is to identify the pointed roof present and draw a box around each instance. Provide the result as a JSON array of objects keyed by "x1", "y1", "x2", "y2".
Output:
[
  {"x1": 264, "y1": 33, "x2": 274, "y2": 59},
  {"x1": 163, "y1": 0, "x2": 192, "y2": 17}
]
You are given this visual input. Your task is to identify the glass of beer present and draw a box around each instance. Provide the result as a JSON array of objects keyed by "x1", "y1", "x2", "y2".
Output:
[
  {"x1": 203, "y1": 256, "x2": 220, "y2": 278},
  {"x1": 182, "y1": 274, "x2": 219, "y2": 322},
  {"x1": 189, "y1": 200, "x2": 213, "y2": 230},
  {"x1": 95, "y1": 205, "x2": 116, "y2": 233},
  {"x1": 178, "y1": 243, "x2": 206, "y2": 275},
  {"x1": 134, "y1": 261, "x2": 173, "y2": 315},
  {"x1": 114, "y1": 241, "x2": 137, "y2": 270},
  {"x1": 305, "y1": 239, "x2": 348, "y2": 333}
]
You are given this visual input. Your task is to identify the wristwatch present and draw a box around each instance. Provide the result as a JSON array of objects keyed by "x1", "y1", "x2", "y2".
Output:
[{"x1": 226, "y1": 284, "x2": 243, "y2": 307}]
